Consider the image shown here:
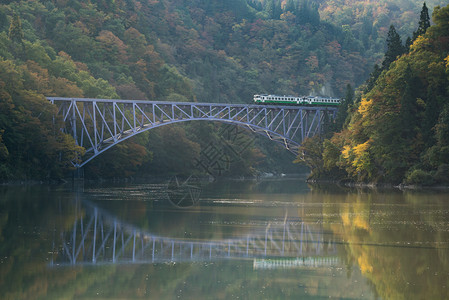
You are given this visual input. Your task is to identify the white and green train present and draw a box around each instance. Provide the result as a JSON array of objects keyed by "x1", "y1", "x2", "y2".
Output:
[{"x1": 253, "y1": 94, "x2": 341, "y2": 106}]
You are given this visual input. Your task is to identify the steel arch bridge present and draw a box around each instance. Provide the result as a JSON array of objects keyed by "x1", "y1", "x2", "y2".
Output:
[{"x1": 48, "y1": 97, "x2": 337, "y2": 167}]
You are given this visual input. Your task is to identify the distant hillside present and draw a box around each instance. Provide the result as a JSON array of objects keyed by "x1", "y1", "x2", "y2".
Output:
[{"x1": 0, "y1": 0, "x2": 445, "y2": 180}]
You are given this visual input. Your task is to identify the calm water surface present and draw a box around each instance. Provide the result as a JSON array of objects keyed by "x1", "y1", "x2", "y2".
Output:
[{"x1": 1, "y1": 177, "x2": 448, "y2": 299}]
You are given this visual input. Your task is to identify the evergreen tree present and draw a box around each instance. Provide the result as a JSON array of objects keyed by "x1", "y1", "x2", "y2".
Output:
[
  {"x1": 413, "y1": 2, "x2": 431, "y2": 40},
  {"x1": 296, "y1": 0, "x2": 320, "y2": 26},
  {"x1": 284, "y1": 0, "x2": 296, "y2": 13},
  {"x1": 381, "y1": 25, "x2": 405, "y2": 71},
  {"x1": 321, "y1": 109, "x2": 333, "y2": 139},
  {"x1": 264, "y1": 0, "x2": 275, "y2": 18},
  {"x1": 8, "y1": 13, "x2": 23, "y2": 45},
  {"x1": 0, "y1": 7, "x2": 8, "y2": 32},
  {"x1": 405, "y1": 36, "x2": 412, "y2": 51},
  {"x1": 273, "y1": 0, "x2": 283, "y2": 19},
  {"x1": 400, "y1": 65, "x2": 419, "y2": 140},
  {"x1": 423, "y1": 88, "x2": 439, "y2": 147},
  {"x1": 334, "y1": 84, "x2": 353, "y2": 131},
  {"x1": 365, "y1": 64, "x2": 381, "y2": 92}
]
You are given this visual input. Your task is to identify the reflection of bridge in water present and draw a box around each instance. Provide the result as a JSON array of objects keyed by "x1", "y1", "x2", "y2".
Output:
[{"x1": 51, "y1": 200, "x2": 338, "y2": 267}]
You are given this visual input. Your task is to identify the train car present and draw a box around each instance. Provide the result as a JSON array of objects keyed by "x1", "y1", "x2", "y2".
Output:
[{"x1": 253, "y1": 94, "x2": 341, "y2": 106}]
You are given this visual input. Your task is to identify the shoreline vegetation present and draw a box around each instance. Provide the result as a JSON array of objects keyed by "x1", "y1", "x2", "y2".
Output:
[
  {"x1": 3, "y1": 172, "x2": 449, "y2": 192},
  {"x1": 297, "y1": 4, "x2": 449, "y2": 188},
  {"x1": 306, "y1": 178, "x2": 449, "y2": 190}
]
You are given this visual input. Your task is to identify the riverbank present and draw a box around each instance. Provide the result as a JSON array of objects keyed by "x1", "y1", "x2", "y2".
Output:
[{"x1": 306, "y1": 178, "x2": 449, "y2": 191}]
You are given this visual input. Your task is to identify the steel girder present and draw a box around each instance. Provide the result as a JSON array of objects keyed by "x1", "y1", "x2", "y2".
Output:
[
  {"x1": 48, "y1": 97, "x2": 337, "y2": 167},
  {"x1": 50, "y1": 200, "x2": 337, "y2": 266}
]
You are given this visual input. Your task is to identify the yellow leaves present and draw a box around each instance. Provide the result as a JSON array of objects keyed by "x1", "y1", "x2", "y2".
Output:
[
  {"x1": 341, "y1": 201, "x2": 371, "y2": 232},
  {"x1": 353, "y1": 215, "x2": 370, "y2": 231},
  {"x1": 409, "y1": 35, "x2": 432, "y2": 53},
  {"x1": 445, "y1": 55, "x2": 449, "y2": 75},
  {"x1": 341, "y1": 212, "x2": 350, "y2": 227},
  {"x1": 358, "y1": 97, "x2": 373, "y2": 117},
  {"x1": 341, "y1": 139, "x2": 373, "y2": 178},
  {"x1": 342, "y1": 140, "x2": 371, "y2": 162},
  {"x1": 353, "y1": 140, "x2": 370, "y2": 157},
  {"x1": 342, "y1": 145, "x2": 351, "y2": 159},
  {"x1": 358, "y1": 253, "x2": 374, "y2": 274},
  {"x1": 353, "y1": 139, "x2": 372, "y2": 174}
]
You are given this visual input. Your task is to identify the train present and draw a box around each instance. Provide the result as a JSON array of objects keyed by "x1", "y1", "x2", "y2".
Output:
[{"x1": 253, "y1": 94, "x2": 341, "y2": 106}]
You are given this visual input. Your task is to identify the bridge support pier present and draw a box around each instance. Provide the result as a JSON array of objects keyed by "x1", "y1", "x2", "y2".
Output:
[{"x1": 72, "y1": 167, "x2": 84, "y2": 181}]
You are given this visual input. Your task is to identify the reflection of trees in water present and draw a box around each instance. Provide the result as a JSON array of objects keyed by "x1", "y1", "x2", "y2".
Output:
[
  {"x1": 0, "y1": 187, "x2": 108, "y2": 300},
  {"x1": 2, "y1": 185, "x2": 448, "y2": 299},
  {"x1": 325, "y1": 191, "x2": 449, "y2": 300},
  {"x1": 167, "y1": 176, "x2": 202, "y2": 208},
  {"x1": 0, "y1": 186, "x2": 346, "y2": 299}
]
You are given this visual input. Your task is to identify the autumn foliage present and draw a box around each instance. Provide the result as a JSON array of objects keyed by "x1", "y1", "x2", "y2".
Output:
[
  {"x1": 0, "y1": 0, "x2": 445, "y2": 180},
  {"x1": 299, "y1": 4, "x2": 449, "y2": 185}
]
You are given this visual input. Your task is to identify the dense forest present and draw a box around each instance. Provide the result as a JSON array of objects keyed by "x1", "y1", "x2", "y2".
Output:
[
  {"x1": 298, "y1": 3, "x2": 449, "y2": 186},
  {"x1": 0, "y1": 0, "x2": 446, "y2": 181}
]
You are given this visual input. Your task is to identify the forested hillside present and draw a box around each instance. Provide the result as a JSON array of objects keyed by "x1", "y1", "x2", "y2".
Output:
[
  {"x1": 0, "y1": 0, "x2": 444, "y2": 180},
  {"x1": 298, "y1": 3, "x2": 449, "y2": 185}
]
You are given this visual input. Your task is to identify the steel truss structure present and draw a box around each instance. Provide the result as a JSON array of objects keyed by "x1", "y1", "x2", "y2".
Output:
[
  {"x1": 48, "y1": 97, "x2": 337, "y2": 167},
  {"x1": 51, "y1": 201, "x2": 337, "y2": 267}
]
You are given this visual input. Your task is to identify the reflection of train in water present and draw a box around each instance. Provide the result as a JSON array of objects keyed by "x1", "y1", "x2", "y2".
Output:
[{"x1": 254, "y1": 94, "x2": 341, "y2": 106}]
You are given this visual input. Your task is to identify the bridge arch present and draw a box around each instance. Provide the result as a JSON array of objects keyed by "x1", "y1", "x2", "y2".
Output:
[{"x1": 48, "y1": 97, "x2": 337, "y2": 167}]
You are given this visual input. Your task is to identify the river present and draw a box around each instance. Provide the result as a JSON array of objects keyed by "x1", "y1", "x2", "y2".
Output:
[{"x1": 1, "y1": 176, "x2": 448, "y2": 299}]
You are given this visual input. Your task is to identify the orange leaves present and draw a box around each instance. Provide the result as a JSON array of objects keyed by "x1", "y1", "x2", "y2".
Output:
[
  {"x1": 305, "y1": 55, "x2": 319, "y2": 71},
  {"x1": 48, "y1": 77, "x2": 83, "y2": 98},
  {"x1": 96, "y1": 30, "x2": 128, "y2": 63},
  {"x1": 22, "y1": 61, "x2": 51, "y2": 95},
  {"x1": 280, "y1": 11, "x2": 295, "y2": 22}
]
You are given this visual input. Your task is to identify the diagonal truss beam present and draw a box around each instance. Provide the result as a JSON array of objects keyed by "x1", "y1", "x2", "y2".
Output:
[{"x1": 48, "y1": 97, "x2": 337, "y2": 167}]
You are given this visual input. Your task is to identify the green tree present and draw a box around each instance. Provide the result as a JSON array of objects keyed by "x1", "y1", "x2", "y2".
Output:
[
  {"x1": 365, "y1": 64, "x2": 381, "y2": 92},
  {"x1": 400, "y1": 64, "x2": 420, "y2": 140},
  {"x1": 8, "y1": 13, "x2": 23, "y2": 44},
  {"x1": 334, "y1": 84, "x2": 354, "y2": 131},
  {"x1": 382, "y1": 25, "x2": 405, "y2": 71},
  {"x1": 413, "y1": 2, "x2": 431, "y2": 40}
]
